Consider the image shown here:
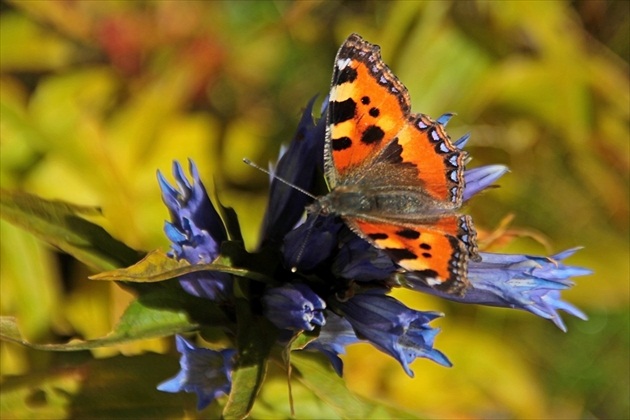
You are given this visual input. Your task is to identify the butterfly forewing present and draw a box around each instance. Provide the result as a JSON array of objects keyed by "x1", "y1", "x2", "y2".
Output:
[
  {"x1": 327, "y1": 35, "x2": 465, "y2": 206},
  {"x1": 395, "y1": 115, "x2": 466, "y2": 204},
  {"x1": 327, "y1": 34, "x2": 410, "y2": 187}
]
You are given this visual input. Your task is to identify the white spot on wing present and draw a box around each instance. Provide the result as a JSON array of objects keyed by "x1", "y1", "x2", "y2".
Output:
[
  {"x1": 426, "y1": 277, "x2": 443, "y2": 286},
  {"x1": 337, "y1": 58, "x2": 351, "y2": 70}
]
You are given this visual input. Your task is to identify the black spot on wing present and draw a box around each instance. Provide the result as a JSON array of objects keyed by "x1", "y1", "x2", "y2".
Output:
[
  {"x1": 335, "y1": 66, "x2": 358, "y2": 85},
  {"x1": 331, "y1": 137, "x2": 352, "y2": 151},
  {"x1": 368, "y1": 232, "x2": 388, "y2": 240},
  {"x1": 419, "y1": 243, "x2": 432, "y2": 250},
  {"x1": 416, "y1": 269, "x2": 439, "y2": 279},
  {"x1": 386, "y1": 248, "x2": 417, "y2": 261},
  {"x1": 330, "y1": 98, "x2": 356, "y2": 125},
  {"x1": 369, "y1": 107, "x2": 380, "y2": 117},
  {"x1": 361, "y1": 96, "x2": 370, "y2": 105},
  {"x1": 396, "y1": 228, "x2": 420, "y2": 239},
  {"x1": 381, "y1": 138, "x2": 404, "y2": 164},
  {"x1": 361, "y1": 125, "x2": 385, "y2": 144}
]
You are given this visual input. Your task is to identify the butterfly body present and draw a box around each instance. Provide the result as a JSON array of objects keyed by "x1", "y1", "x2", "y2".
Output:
[
  {"x1": 313, "y1": 33, "x2": 480, "y2": 295},
  {"x1": 316, "y1": 186, "x2": 458, "y2": 221}
]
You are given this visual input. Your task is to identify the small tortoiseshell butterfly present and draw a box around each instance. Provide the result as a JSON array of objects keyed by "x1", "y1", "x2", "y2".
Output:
[{"x1": 313, "y1": 33, "x2": 480, "y2": 295}]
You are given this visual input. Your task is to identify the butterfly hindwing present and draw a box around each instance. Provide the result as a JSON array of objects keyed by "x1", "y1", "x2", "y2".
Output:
[
  {"x1": 392, "y1": 114, "x2": 466, "y2": 204},
  {"x1": 350, "y1": 217, "x2": 475, "y2": 294}
]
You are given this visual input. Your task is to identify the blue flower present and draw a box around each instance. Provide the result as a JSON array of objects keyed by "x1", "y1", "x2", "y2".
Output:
[
  {"x1": 405, "y1": 248, "x2": 590, "y2": 331},
  {"x1": 333, "y1": 290, "x2": 452, "y2": 377},
  {"x1": 260, "y1": 97, "x2": 327, "y2": 245},
  {"x1": 258, "y1": 101, "x2": 589, "y2": 378},
  {"x1": 304, "y1": 312, "x2": 359, "y2": 376},
  {"x1": 157, "y1": 335, "x2": 236, "y2": 410},
  {"x1": 463, "y1": 165, "x2": 509, "y2": 201},
  {"x1": 154, "y1": 97, "x2": 588, "y2": 389},
  {"x1": 262, "y1": 283, "x2": 326, "y2": 331},
  {"x1": 158, "y1": 160, "x2": 232, "y2": 300},
  {"x1": 282, "y1": 212, "x2": 398, "y2": 280},
  {"x1": 282, "y1": 213, "x2": 342, "y2": 271},
  {"x1": 332, "y1": 226, "x2": 397, "y2": 281}
]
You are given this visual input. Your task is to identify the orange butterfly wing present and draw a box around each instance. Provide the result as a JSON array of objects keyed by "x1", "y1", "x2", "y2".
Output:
[
  {"x1": 326, "y1": 34, "x2": 465, "y2": 205},
  {"x1": 322, "y1": 34, "x2": 478, "y2": 295},
  {"x1": 351, "y1": 217, "x2": 474, "y2": 294}
]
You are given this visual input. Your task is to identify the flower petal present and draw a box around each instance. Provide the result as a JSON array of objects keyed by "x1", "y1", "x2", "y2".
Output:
[
  {"x1": 158, "y1": 160, "x2": 231, "y2": 300},
  {"x1": 263, "y1": 283, "x2": 326, "y2": 331},
  {"x1": 261, "y1": 97, "x2": 327, "y2": 244},
  {"x1": 405, "y1": 248, "x2": 591, "y2": 330},
  {"x1": 464, "y1": 165, "x2": 509, "y2": 201},
  {"x1": 305, "y1": 312, "x2": 359, "y2": 376},
  {"x1": 335, "y1": 291, "x2": 451, "y2": 377},
  {"x1": 332, "y1": 228, "x2": 397, "y2": 281},
  {"x1": 283, "y1": 213, "x2": 342, "y2": 271},
  {"x1": 157, "y1": 335, "x2": 236, "y2": 410}
]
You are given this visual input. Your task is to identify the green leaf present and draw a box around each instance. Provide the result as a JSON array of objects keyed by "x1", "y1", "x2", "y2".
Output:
[
  {"x1": 0, "y1": 357, "x2": 83, "y2": 419},
  {"x1": 0, "y1": 353, "x2": 207, "y2": 419},
  {"x1": 291, "y1": 352, "x2": 419, "y2": 419},
  {"x1": 89, "y1": 249, "x2": 189, "y2": 282},
  {"x1": 0, "y1": 189, "x2": 140, "y2": 271},
  {"x1": 222, "y1": 299, "x2": 278, "y2": 419},
  {"x1": 290, "y1": 329, "x2": 318, "y2": 351},
  {"x1": 0, "y1": 281, "x2": 229, "y2": 351},
  {"x1": 69, "y1": 353, "x2": 205, "y2": 418},
  {"x1": 290, "y1": 352, "x2": 368, "y2": 418},
  {"x1": 90, "y1": 249, "x2": 274, "y2": 284}
]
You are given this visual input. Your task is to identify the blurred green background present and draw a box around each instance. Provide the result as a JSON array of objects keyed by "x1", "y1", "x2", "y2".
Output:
[{"x1": 1, "y1": 0, "x2": 628, "y2": 418}]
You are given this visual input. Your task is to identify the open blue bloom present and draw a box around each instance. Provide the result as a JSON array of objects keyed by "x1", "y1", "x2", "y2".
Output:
[
  {"x1": 158, "y1": 160, "x2": 232, "y2": 301},
  {"x1": 305, "y1": 312, "x2": 360, "y2": 376},
  {"x1": 157, "y1": 335, "x2": 236, "y2": 410},
  {"x1": 263, "y1": 283, "x2": 326, "y2": 331},
  {"x1": 405, "y1": 248, "x2": 590, "y2": 331},
  {"x1": 334, "y1": 290, "x2": 452, "y2": 377}
]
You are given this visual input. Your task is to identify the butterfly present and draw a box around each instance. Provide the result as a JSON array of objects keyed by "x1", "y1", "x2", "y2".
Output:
[{"x1": 312, "y1": 33, "x2": 480, "y2": 295}]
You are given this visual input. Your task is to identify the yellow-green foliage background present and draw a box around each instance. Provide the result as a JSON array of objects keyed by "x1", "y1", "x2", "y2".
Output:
[{"x1": 1, "y1": 1, "x2": 628, "y2": 418}]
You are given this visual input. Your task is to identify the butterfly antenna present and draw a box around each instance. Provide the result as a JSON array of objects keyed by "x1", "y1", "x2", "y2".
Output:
[
  {"x1": 243, "y1": 158, "x2": 317, "y2": 200},
  {"x1": 243, "y1": 157, "x2": 320, "y2": 273}
]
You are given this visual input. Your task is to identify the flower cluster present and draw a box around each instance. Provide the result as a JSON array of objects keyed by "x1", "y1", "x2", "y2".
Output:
[{"x1": 156, "y1": 99, "x2": 590, "y2": 409}]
